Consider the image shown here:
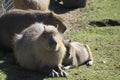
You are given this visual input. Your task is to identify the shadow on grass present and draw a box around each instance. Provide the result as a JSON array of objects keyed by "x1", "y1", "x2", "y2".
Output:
[
  {"x1": 89, "y1": 19, "x2": 120, "y2": 27},
  {"x1": 0, "y1": 52, "x2": 47, "y2": 80}
]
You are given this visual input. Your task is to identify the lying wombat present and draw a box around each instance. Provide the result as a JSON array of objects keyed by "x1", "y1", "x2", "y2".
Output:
[
  {"x1": 56, "y1": 0, "x2": 88, "y2": 8},
  {"x1": 13, "y1": 0, "x2": 50, "y2": 11},
  {"x1": 0, "y1": 9, "x2": 67, "y2": 51},
  {"x1": 62, "y1": 40, "x2": 93, "y2": 69},
  {"x1": 14, "y1": 23, "x2": 68, "y2": 77}
]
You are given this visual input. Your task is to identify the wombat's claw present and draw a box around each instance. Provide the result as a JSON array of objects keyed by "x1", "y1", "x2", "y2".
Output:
[
  {"x1": 49, "y1": 69, "x2": 69, "y2": 77},
  {"x1": 49, "y1": 69, "x2": 60, "y2": 77},
  {"x1": 59, "y1": 71, "x2": 69, "y2": 77}
]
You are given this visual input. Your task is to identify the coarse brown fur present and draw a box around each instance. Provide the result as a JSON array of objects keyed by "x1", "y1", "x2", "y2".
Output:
[
  {"x1": 13, "y1": 0, "x2": 50, "y2": 11},
  {"x1": 0, "y1": 9, "x2": 67, "y2": 51},
  {"x1": 62, "y1": 40, "x2": 93, "y2": 69},
  {"x1": 14, "y1": 23, "x2": 67, "y2": 77},
  {"x1": 56, "y1": 0, "x2": 88, "y2": 8}
]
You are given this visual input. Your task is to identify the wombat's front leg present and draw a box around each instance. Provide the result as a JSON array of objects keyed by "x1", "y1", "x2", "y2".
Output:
[
  {"x1": 84, "y1": 44, "x2": 94, "y2": 66},
  {"x1": 49, "y1": 66, "x2": 69, "y2": 77}
]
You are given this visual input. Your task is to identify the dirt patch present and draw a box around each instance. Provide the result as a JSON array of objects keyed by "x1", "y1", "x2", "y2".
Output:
[
  {"x1": 49, "y1": 2, "x2": 85, "y2": 34},
  {"x1": 58, "y1": 8, "x2": 83, "y2": 33}
]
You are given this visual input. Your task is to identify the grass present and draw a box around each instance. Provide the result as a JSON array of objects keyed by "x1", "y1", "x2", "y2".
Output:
[
  {"x1": 49, "y1": 0, "x2": 120, "y2": 80},
  {"x1": 0, "y1": 0, "x2": 120, "y2": 80},
  {"x1": 48, "y1": 26, "x2": 120, "y2": 80},
  {"x1": 67, "y1": 27, "x2": 120, "y2": 80},
  {"x1": 48, "y1": 0, "x2": 120, "y2": 80},
  {"x1": 78, "y1": 0, "x2": 120, "y2": 27}
]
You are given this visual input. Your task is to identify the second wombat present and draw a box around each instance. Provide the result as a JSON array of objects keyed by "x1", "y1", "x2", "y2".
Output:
[{"x1": 62, "y1": 40, "x2": 93, "y2": 69}]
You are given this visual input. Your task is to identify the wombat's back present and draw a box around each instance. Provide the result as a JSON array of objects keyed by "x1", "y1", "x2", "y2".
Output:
[
  {"x1": 70, "y1": 42, "x2": 93, "y2": 65},
  {"x1": 70, "y1": 42, "x2": 89, "y2": 64},
  {"x1": 14, "y1": 23, "x2": 45, "y2": 70},
  {"x1": 0, "y1": 9, "x2": 66, "y2": 51},
  {"x1": 13, "y1": 0, "x2": 50, "y2": 11}
]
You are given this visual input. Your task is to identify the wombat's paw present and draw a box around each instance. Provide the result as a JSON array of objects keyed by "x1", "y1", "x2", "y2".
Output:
[
  {"x1": 87, "y1": 60, "x2": 93, "y2": 66},
  {"x1": 49, "y1": 69, "x2": 59, "y2": 77},
  {"x1": 49, "y1": 69, "x2": 69, "y2": 77},
  {"x1": 59, "y1": 70, "x2": 69, "y2": 77}
]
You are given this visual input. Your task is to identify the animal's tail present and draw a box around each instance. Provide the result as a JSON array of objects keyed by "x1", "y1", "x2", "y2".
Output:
[{"x1": 84, "y1": 44, "x2": 94, "y2": 66}]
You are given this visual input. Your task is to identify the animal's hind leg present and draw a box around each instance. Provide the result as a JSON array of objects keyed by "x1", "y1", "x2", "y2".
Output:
[{"x1": 84, "y1": 44, "x2": 94, "y2": 66}]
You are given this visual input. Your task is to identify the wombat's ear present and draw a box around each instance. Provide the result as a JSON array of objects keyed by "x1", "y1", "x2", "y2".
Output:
[
  {"x1": 43, "y1": 25, "x2": 46, "y2": 31},
  {"x1": 68, "y1": 40, "x2": 71, "y2": 43},
  {"x1": 63, "y1": 39, "x2": 71, "y2": 45},
  {"x1": 65, "y1": 40, "x2": 71, "y2": 43}
]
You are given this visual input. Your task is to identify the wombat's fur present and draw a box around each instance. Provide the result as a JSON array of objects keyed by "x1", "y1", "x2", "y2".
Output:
[
  {"x1": 0, "y1": 9, "x2": 67, "y2": 51},
  {"x1": 14, "y1": 23, "x2": 68, "y2": 77},
  {"x1": 62, "y1": 40, "x2": 93, "y2": 69},
  {"x1": 57, "y1": 0, "x2": 87, "y2": 8},
  {"x1": 13, "y1": 0, "x2": 50, "y2": 11}
]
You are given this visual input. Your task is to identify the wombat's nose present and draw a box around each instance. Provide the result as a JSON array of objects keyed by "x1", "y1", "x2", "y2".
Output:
[
  {"x1": 51, "y1": 39, "x2": 57, "y2": 46},
  {"x1": 49, "y1": 37, "x2": 57, "y2": 47}
]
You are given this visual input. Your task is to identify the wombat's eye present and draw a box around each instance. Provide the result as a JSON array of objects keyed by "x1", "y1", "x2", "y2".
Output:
[
  {"x1": 42, "y1": 32, "x2": 52, "y2": 38},
  {"x1": 42, "y1": 32, "x2": 48, "y2": 38},
  {"x1": 52, "y1": 32, "x2": 56, "y2": 36}
]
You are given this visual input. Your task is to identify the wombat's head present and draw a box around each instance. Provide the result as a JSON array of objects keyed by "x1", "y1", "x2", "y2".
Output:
[
  {"x1": 39, "y1": 25, "x2": 62, "y2": 52},
  {"x1": 44, "y1": 12, "x2": 67, "y2": 33}
]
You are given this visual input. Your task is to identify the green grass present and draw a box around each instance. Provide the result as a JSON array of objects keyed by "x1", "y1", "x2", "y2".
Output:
[
  {"x1": 48, "y1": 26, "x2": 120, "y2": 80},
  {"x1": 78, "y1": 0, "x2": 120, "y2": 27},
  {"x1": 70, "y1": 26, "x2": 120, "y2": 79},
  {"x1": 0, "y1": 0, "x2": 120, "y2": 80},
  {"x1": 48, "y1": 0, "x2": 120, "y2": 80}
]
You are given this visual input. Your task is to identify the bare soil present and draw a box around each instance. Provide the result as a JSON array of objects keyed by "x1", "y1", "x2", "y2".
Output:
[{"x1": 49, "y1": 2, "x2": 85, "y2": 34}]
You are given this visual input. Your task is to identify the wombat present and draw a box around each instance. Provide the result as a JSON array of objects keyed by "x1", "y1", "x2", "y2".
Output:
[
  {"x1": 0, "y1": 9, "x2": 67, "y2": 51},
  {"x1": 14, "y1": 23, "x2": 67, "y2": 77},
  {"x1": 62, "y1": 40, "x2": 93, "y2": 69},
  {"x1": 14, "y1": 23, "x2": 68, "y2": 77},
  {"x1": 56, "y1": 0, "x2": 88, "y2": 8},
  {"x1": 13, "y1": 0, "x2": 50, "y2": 11}
]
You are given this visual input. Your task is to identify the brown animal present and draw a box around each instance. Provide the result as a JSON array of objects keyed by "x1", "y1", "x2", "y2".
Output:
[
  {"x1": 13, "y1": 0, "x2": 50, "y2": 11},
  {"x1": 14, "y1": 23, "x2": 68, "y2": 77},
  {"x1": 62, "y1": 40, "x2": 93, "y2": 69},
  {"x1": 56, "y1": 0, "x2": 88, "y2": 8},
  {"x1": 0, "y1": 9, "x2": 67, "y2": 51}
]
